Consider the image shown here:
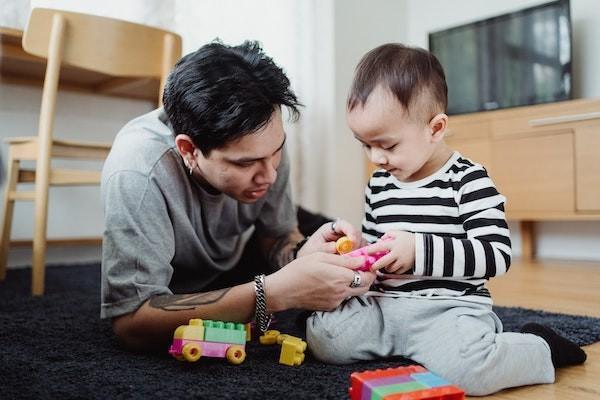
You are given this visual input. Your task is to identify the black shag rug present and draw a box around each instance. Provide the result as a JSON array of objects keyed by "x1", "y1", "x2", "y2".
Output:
[{"x1": 1, "y1": 263, "x2": 600, "y2": 400}]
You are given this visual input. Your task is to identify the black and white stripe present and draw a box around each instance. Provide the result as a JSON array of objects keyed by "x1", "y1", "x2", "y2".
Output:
[{"x1": 363, "y1": 152, "x2": 512, "y2": 303}]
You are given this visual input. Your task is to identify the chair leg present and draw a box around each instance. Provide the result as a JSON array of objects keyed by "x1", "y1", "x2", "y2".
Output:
[
  {"x1": 32, "y1": 162, "x2": 51, "y2": 296},
  {"x1": 0, "y1": 153, "x2": 20, "y2": 280}
]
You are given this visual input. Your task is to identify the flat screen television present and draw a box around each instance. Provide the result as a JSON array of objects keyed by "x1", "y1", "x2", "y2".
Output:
[{"x1": 429, "y1": 0, "x2": 572, "y2": 115}]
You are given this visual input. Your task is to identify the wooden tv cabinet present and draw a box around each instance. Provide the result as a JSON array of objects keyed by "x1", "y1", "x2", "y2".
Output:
[{"x1": 366, "y1": 98, "x2": 600, "y2": 261}]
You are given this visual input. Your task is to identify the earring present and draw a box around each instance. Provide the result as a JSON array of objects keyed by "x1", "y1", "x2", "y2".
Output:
[{"x1": 185, "y1": 158, "x2": 194, "y2": 175}]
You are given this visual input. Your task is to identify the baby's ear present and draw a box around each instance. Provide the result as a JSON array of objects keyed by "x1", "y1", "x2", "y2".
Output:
[{"x1": 429, "y1": 113, "x2": 448, "y2": 142}]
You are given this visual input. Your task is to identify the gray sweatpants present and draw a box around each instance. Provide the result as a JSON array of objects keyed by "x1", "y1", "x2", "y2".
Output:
[{"x1": 306, "y1": 296, "x2": 555, "y2": 396}]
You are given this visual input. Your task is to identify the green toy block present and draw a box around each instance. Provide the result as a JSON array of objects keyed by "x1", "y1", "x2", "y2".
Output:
[
  {"x1": 203, "y1": 320, "x2": 246, "y2": 345},
  {"x1": 372, "y1": 381, "x2": 428, "y2": 398}
]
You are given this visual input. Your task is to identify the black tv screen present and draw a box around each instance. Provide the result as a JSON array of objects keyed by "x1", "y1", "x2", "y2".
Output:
[{"x1": 429, "y1": 0, "x2": 572, "y2": 115}]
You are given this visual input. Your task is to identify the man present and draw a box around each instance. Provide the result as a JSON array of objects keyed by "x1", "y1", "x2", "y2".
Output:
[{"x1": 101, "y1": 41, "x2": 376, "y2": 350}]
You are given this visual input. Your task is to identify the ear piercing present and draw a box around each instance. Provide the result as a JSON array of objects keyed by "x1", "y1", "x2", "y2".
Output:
[{"x1": 185, "y1": 158, "x2": 194, "y2": 175}]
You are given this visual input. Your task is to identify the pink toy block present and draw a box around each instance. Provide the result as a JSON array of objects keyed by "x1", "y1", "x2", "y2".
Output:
[
  {"x1": 343, "y1": 236, "x2": 393, "y2": 271},
  {"x1": 345, "y1": 246, "x2": 389, "y2": 271}
]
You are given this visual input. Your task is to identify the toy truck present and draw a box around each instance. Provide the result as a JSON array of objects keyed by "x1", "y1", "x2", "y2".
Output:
[
  {"x1": 349, "y1": 365, "x2": 465, "y2": 400},
  {"x1": 169, "y1": 319, "x2": 247, "y2": 365}
]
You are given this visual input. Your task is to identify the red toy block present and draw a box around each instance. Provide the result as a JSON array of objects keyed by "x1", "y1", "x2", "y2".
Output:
[{"x1": 349, "y1": 366, "x2": 464, "y2": 400}]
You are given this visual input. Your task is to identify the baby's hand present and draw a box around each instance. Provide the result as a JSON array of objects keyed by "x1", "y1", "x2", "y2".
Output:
[{"x1": 367, "y1": 231, "x2": 416, "y2": 274}]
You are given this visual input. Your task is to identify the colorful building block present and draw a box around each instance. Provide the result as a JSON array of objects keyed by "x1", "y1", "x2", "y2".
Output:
[
  {"x1": 276, "y1": 333, "x2": 304, "y2": 345},
  {"x1": 245, "y1": 323, "x2": 252, "y2": 341},
  {"x1": 349, "y1": 366, "x2": 464, "y2": 400},
  {"x1": 169, "y1": 319, "x2": 247, "y2": 365},
  {"x1": 279, "y1": 338, "x2": 307, "y2": 366},
  {"x1": 345, "y1": 245, "x2": 389, "y2": 272},
  {"x1": 336, "y1": 236, "x2": 392, "y2": 271},
  {"x1": 259, "y1": 329, "x2": 281, "y2": 345},
  {"x1": 172, "y1": 318, "x2": 205, "y2": 341},
  {"x1": 259, "y1": 330, "x2": 308, "y2": 366},
  {"x1": 203, "y1": 320, "x2": 246, "y2": 345}
]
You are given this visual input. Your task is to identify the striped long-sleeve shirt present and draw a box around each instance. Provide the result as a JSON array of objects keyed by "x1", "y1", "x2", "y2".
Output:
[{"x1": 363, "y1": 152, "x2": 512, "y2": 304}]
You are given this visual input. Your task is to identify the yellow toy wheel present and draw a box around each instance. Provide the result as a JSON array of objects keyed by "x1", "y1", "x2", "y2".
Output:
[
  {"x1": 226, "y1": 345, "x2": 246, "y2": 365},
  {"x1": 182, "y1": 342, "x2": 202, "y2": 362}
]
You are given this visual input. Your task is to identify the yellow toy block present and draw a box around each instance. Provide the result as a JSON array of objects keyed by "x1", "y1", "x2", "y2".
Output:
[
  {"x1": 259, "y1": 329, "x2": 281, "y2": 345},
  {"x1": 276, "y1": 333, "x2": 304, "y2": 345},
  {"x1": 245, "y1": 323, "x2": 252, "y2": 341},
  {"x1": 279, "y1": 338, "x2": 307, "y2": 366},
  {"x1": 335, "y1": 236, "x2": 354, "y2": 254},
  {"x1": 173, "y1": 318, "x2": 204, "y2": 341}
]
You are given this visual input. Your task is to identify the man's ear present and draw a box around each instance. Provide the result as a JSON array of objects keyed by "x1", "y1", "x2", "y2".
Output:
[
  {"x1": 429, "y1": 113, "x2": 448, "y2": 143},
  {"x1": 175, "y1": 134, "x2": 196, "y2": 165}
]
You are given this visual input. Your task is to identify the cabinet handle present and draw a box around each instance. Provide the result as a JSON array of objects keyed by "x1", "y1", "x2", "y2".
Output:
[{"x1": 529, "y1": 112, "x2": 600, "y2": 126}]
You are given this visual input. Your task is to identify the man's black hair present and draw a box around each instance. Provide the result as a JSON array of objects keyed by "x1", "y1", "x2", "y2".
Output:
[{"x1": 163, "y1": 40, "x2": 301, "y2": 155}]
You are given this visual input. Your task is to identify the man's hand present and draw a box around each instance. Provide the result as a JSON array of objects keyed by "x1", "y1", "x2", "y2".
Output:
[
  {"x1": 266, "y1": 252, "x2": 377, "y2": 312},
  {"x1": 368, "y1": 230, "x2": 416, "y2": 274},
  {"x1": 296, "y1": 218, "x2": 361, "y2": 258}
]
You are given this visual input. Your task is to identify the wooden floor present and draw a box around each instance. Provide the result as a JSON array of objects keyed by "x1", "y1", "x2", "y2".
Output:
[{"x1": 473, "y1": 258, "x2": 600, "y2": 399}]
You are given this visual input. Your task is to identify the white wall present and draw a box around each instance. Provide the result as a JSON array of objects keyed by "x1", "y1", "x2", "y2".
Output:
[
  {"x1": 172, "y1": 0, "x2": 328, "y2": 211},
  {"x1": 0, "y1": 0, "x2": 30, "y2": 29},
  {"x1": 324, "y1": 0, "x2": 408, "y2": 227},
  {"x1": 404, "y1": 0, "x2": 600, "y2": 261},
  {"x1": 29, "y1": 0, "x2": 175, "y2": 30}
]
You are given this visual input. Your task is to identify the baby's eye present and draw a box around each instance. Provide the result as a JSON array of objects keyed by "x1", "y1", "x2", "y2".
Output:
[
  {"x1": 383, "y1": 144, "x2": 397, "y2": 151},
  {"x1": 361, "y1": 143, "x2": 371, "y2": 149}
]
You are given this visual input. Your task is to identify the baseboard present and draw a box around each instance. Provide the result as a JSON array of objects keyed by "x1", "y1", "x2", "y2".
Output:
[{"x1": 11, "y1": 237, "x2": 102, "y2": 247}]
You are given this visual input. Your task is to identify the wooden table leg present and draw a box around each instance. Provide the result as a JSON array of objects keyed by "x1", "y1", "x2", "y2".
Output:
[{"x1": 520, "y1": 221, "x2": 535, "y2": 262}]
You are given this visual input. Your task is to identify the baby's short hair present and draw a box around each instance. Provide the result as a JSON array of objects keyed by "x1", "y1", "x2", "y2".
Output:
[{"x1": 348, "y1": 43, "x2": 448, "y2": 124}]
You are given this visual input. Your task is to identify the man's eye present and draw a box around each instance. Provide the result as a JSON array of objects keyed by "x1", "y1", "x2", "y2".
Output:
[{"x1": 235, "y1": 162, "x2": 254, "y2": 168}]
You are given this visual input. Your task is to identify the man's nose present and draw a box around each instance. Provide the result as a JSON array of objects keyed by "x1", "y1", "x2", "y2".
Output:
[{"x1": 255, "y1": 159, "x2": 277, "y2": 184}]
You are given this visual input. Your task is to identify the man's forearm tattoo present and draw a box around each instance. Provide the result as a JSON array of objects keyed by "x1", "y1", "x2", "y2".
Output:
[{"x1": 149, "y1": 288, "x2": 231, "y2": 311}]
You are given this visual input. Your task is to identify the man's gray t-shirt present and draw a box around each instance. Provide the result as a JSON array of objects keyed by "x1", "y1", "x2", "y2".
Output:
[{"x1": 100, "y1": 108, "x2": 297, "y2": 319}]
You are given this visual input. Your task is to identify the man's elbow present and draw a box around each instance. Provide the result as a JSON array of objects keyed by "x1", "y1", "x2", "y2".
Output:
[
  {"x1": 112, "y1": 314, "x2": 142, "y2": 350},
  {"x1": 111, "y1": 313, "x2": 160, "y2": 351}
]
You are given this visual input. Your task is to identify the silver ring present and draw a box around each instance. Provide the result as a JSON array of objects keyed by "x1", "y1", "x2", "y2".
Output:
[
  {"x1": 330, "y1": 218, "x2": 339, "y2": 233},
  {"x1": 349, "y1": 271, "x2": 361, "y2": 288}
]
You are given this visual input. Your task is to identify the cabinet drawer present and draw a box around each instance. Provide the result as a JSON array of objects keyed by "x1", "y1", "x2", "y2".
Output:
[
  {"x1": 492, "y1": 132, "x2": 574, "y2": 212},
  {"x1": 491, "y1": 100, "x2": 600, "y2": 139},
  {"x1": 446, "y1": 139, "x2": 492, "y2": 173}
]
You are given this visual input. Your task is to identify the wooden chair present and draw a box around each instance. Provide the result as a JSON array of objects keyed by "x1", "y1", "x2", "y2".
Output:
[{"x1": 0, "y1": 8, "x2": 182, "y2": 295}]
